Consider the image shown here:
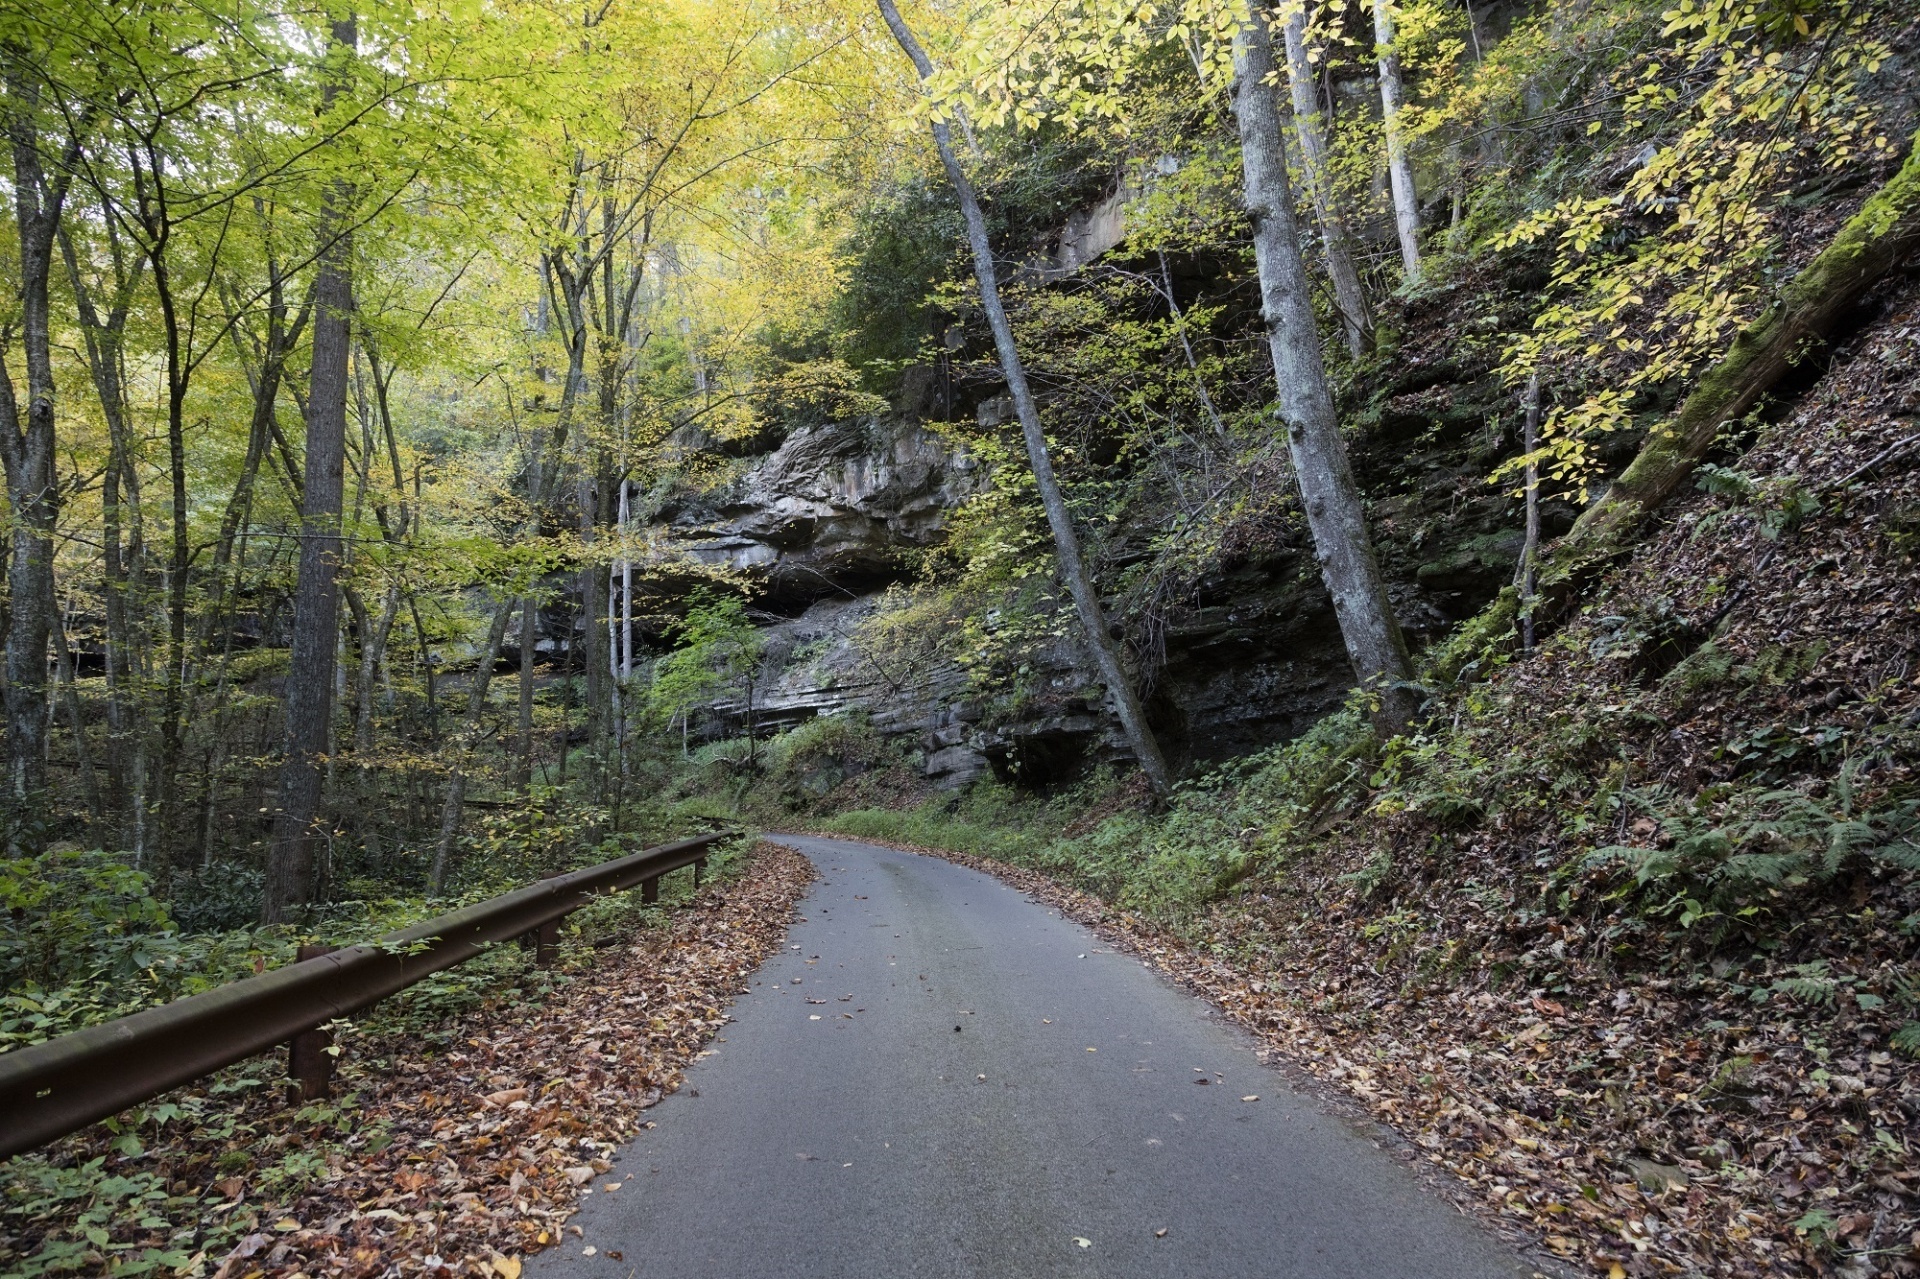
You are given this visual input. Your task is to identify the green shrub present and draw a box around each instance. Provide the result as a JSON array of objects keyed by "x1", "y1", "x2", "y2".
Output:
[
  {"x1": 763, "y1": 713, "x2": 885, "y2": 802},
  {"x1": 1584, "y1": 765, "x2": 1920, "y2": 932}
]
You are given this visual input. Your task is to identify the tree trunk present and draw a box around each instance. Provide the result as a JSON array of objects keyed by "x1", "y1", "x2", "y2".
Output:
[
  {"x1": 1230, "y1": 2, "x2": 1417, "y2": 734},
  {"x1": 264, "y1": 14, "x2": 356, "y2": 923},
  {"x1": 618, "y1": 478, "x2": 633, "y2": 780},
  {"x1": 51, "y1": 607, "x2": 101, "y2": 822},
  {"x1": 1373, "y1": 0, "x2": 1422, "y2": 283},
  {"x1": 578, "y1": 475, "x2": 610, "y2": 789},
  {"x1": 1517, "y1": 373, "x2": 1541, "y2": 652},
  {"x1": 1282, "y1": 6, "x2": 1372, "y2": 358},
  {"x1": 346, "y1": 582, "x2": 394, "y2": 868},
  {"x1": 430, "y1": 597, "x2": 518, "y2": 893},
  {"x1": 0, "y1": 64, "x2": 82, "y2": 838},
  {"x1": 878, "y1": 0, "x2": 1173, "y2": 796},
  {"x1": 59, "y1": 223, "x2": 146, "y2": 842},
  {"x1": 515, "y1": 595, "x2": 538, "y2": 790},
  {"x1": 1557, "y1": 129, "x2": 1920, "y2": 566},
  {"x1": 206, "y1": 262, "x2": 308, "y2": 649}
]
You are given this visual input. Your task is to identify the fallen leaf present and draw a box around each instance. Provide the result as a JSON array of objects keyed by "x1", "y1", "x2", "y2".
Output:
[
  {"x1": 582, "y1": 1245, "x2": 597, "y2": 1256},
  {"x1": 1072, "y1": 1237, "x2": 1092, "y2": 1249},
  {"x1": 1154, "y1": 1228, "x2": 1169, "y2": 1239},
  {"x1": 1241, "y1": 1095, "x2": 1259, "y2": 1102},
  {"x1": 493, "y1": 1259, "x2": 522, "y2": 1279}
]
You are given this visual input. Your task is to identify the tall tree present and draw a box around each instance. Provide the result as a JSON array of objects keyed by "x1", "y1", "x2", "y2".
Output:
[
  {"x1": 1281, "y1": 2, "x2": 1371, "y2": 357},
  {"x1": 1373, "y1": 0, "x2": 1422, "y2": 282},
  {"x1": 264, "y1": 13, "x2": 357, "y2": 923},
  {"x1": 1230, "y1": 0, "x2": 1416, "y2": 733},
  {"x1": 877, "y1": 0, "x2": 1174, "y2": 796},
  {"x1": 0, "y1": 50, "x2": 89, "y2": 840}
]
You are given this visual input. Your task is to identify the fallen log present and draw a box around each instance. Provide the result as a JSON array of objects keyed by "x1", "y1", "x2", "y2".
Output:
[{"x1": 1553, "y1": 128, "x2": 1920, "y2": 569}]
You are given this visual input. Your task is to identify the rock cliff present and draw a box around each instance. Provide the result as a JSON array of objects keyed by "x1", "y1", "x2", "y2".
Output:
[{"x1": 643, "y1": 415, "x2": 981, "y2": 608}]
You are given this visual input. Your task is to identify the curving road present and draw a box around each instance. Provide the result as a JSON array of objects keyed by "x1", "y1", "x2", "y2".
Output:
[{"x1": 531, "y1": 835, "x2": 1539, "y2": 1278}]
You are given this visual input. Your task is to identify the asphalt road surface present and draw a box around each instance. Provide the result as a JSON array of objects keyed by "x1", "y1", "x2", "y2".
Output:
[{"x1": 531, "y1": 834, "x2": 1537, "y2": 1278}]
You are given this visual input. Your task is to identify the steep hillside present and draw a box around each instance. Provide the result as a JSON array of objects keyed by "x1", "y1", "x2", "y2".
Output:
[{"x1": 814, "y1": 264, "x2": 1920, "y2": 1278}]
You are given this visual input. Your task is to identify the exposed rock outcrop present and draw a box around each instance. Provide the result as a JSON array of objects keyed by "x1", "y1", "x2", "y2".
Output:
[{"x1": 650, "y1": 416, "x2": 981, "y2": 607}]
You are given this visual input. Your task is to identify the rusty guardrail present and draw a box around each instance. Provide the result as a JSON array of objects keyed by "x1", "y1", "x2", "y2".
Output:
[{"x1": 0, "y1": 831, "x2": 731, "y2": 1161}]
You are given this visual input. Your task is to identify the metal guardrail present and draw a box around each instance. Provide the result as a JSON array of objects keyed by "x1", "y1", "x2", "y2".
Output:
[{"x1": 0, "y1": 831, "x2": 731, "y2": 1161}]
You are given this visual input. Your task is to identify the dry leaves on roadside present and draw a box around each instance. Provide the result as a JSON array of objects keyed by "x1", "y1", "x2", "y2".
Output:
[{"x1": 2, "y1": 842, "x2": 814, "y2": 1279}]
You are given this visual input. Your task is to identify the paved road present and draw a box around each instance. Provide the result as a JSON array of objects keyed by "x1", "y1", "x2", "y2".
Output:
[{"x1": 532, "y1": 835, "x2": 1537, "y2": 1278}]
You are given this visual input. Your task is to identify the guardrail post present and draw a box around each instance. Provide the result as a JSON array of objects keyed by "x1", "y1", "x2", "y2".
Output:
[
  {"x1": 642, "y1": 874, "x2": 660, "y2": 904},
  {"x1": 522, "y1": 872, "x2": 565, "y2": 967},
  {"x1": 693, "y1": 855, "x2": 706, "y2": 887},
  {"x1": 534, "y1": 915, "x2": 562, "y2": 966},
  {"x1": 288, "y1": 943, "x2": 337, "y2": 1102}
]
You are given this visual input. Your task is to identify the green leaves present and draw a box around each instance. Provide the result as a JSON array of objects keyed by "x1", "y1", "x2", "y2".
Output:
[{"x1": 1583, "y1": 767, "x2": 1920, "y2": 933}]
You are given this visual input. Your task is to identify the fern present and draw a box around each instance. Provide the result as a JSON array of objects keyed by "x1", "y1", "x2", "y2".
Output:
[
  {"x1": 1695, "y1": 463, "x2": 1757, "y2": 502},
  {"x1": 1892, "y1": 1022, "x2": 1920, "y2": 1059},
  {"x1": 1771, "y1": 962, "x2": 1840, "y2": 1006},
  {"x1": 1717, "y1": 851, "x2": 1808, "y2": 887}
]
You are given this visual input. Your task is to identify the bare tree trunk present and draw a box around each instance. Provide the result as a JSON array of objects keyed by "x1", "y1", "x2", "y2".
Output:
[
  {"x1": 1230, "y1": 2, "x2": 1416, "y2": 734},
  {"x1": 0, "y1": 64, "x2": 84, "y2": 841},
  {"x1": 515, "y1": 596, "x2": 538, "y2": 790},
  {"x1": 878, "y1": 0, "x2": 1174, "y2": 795},
  {"x1": 578, "y1": 476, "x2": 610, "y2": 789},
  {"x1": 59, "y1": 223, "x2": 146, "y2": 842},
  {"x1": 1281, "y1": 5, "x2": 1372, "y2": 358},
  {"x1": 51, "y1": 607, "x2": 101, "y2": 822},
  {"x1": 618, "y1": 478, "x2": 633, "y2": 780},
  {"x1": 206, "y1": 259, "x2": 308, "y2": 648},
  {"x1": 1373, "y1": 0, "x2": 1422, "y2": 283},
  {"x1": 264, "y1": 14, "x2": 356, "y2": 922},
  {"x1": 119, "y1": 126, "x2": 198, "y2": 870},
  {"x1": 1517, "y1": 373, "x2": 1541, "y2": 652},
  {"x1": 345, "y1": 582, "x2": 395, "y2": 867}
]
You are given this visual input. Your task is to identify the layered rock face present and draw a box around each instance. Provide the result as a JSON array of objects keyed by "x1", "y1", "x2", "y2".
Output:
[{"x1": 654, "y1": 416, "x2": 980, "y2": 609}]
